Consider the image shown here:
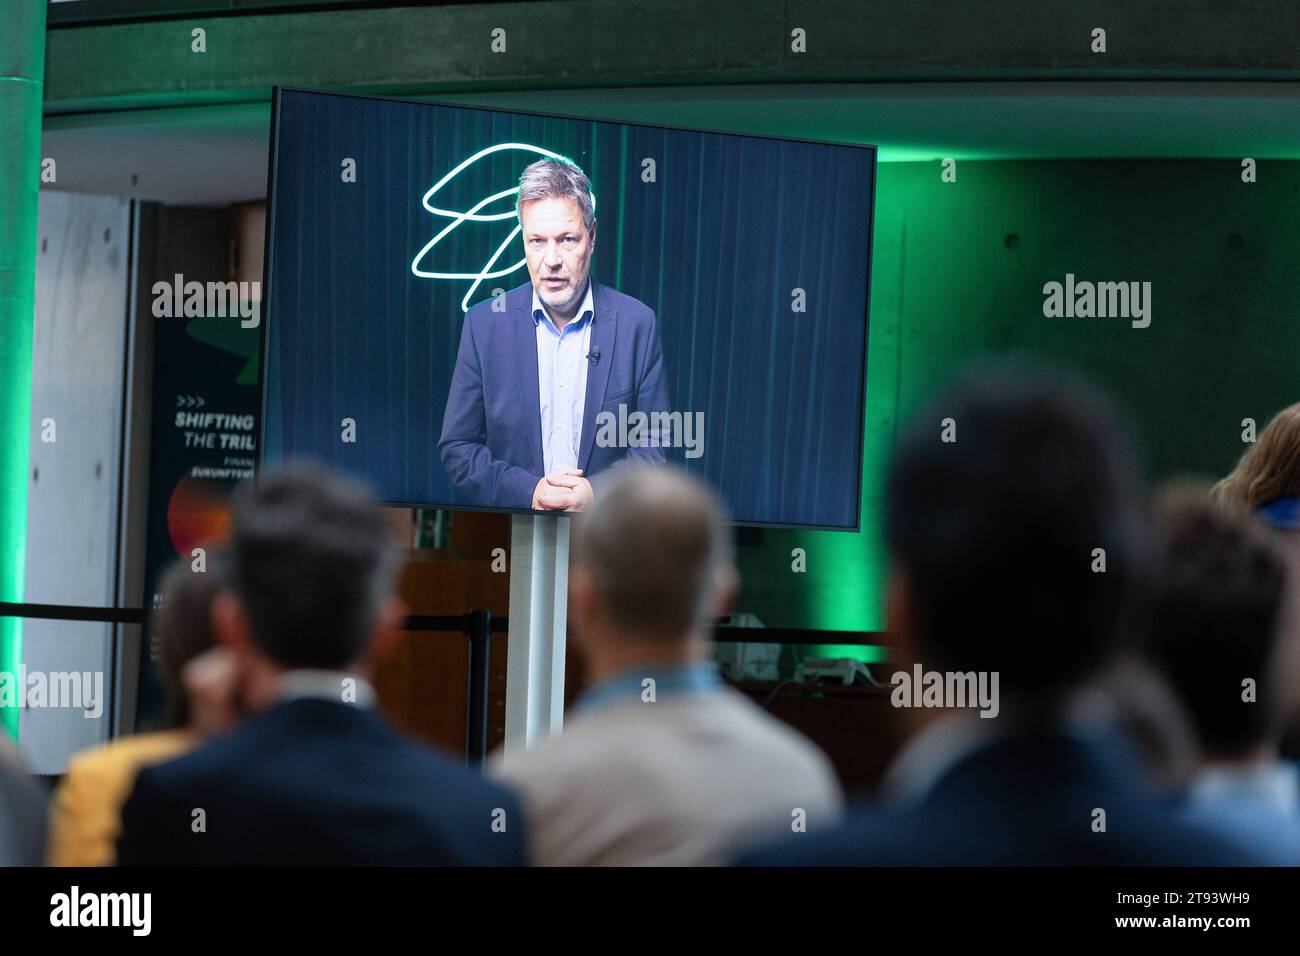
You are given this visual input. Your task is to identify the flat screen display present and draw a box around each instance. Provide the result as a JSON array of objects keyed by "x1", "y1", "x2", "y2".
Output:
[{"x1": 262, "y1": 87, "x2": 875, "y2": 528}]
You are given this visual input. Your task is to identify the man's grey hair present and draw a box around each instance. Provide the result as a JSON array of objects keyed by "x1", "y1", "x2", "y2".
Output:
[
  {"x1": 516, "y1": 157, "x2": 596, "y2": 234},
  {"x1": 572, "y1": 467, "x2": 736, "y2": 642}
]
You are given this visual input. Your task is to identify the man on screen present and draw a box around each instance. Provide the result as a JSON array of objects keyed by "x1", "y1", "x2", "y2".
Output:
[{"x1": 439, "y1": 158, "x2": 671, "y2": 511}]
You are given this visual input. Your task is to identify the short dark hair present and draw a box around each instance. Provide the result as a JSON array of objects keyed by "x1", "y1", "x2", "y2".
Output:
[
  {"x1": 152, "y1": 552, "x2": 226, "y2": 727},
  {"x1": 572, "y1": 467, "x2": 733, "y2": 641},
  {"x1": 1148, "y1": 485, "x2": 1291, "y2": 756},
  {"x1": 226, "y1": 465, "x2": 399, "y2": 668},
  {"x1": 884, "y1": 361, "x2": 1153, "y2": 696}
]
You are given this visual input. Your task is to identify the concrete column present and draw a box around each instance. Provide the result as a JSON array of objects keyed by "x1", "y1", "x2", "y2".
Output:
[{"x1": 0, "y1": 0, "x2": 47, "y2": 739}]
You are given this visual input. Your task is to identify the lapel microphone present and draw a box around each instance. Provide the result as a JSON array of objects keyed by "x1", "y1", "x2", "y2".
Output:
[{"x1": 586, "y1": 346, "x2": 601, "y2": 366}]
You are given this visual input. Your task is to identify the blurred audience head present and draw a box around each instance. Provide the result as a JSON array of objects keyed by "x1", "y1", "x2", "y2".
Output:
[
  {"x1": 213, "y1": 465, "x2": 403, "y2": 688},
  {"x1": 1213, "y1": 402, "x2": 1300, "y2": 516},
  {"x1": 1148, "y1": 484, "x2": 1298, "y2": 762},
  {"x1": 152, "y1": 551, "x2": 226, "y2": 728},
  {"x1": 570, "y1": 467, "x2": 737, "y2": 672},
  {"x1": 884, "y1": 360, "x2": 1154, "y2": 700},
  {"x1": 0, "y1": 733, "x2": 45, "y2": 866}
]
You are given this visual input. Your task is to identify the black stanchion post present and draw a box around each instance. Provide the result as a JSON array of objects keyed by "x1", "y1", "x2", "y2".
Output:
[{"x1": 465, "y1": 609, "x2": 491, "y2": 766}]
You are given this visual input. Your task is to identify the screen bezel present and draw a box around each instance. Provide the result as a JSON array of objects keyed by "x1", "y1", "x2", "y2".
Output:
[{"x1": 260, "y1": 85, "x2": 877, "y2": 532}]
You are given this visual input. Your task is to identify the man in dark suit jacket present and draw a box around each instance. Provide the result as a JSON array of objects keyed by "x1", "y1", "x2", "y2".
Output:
[
  {"x1": 439, "y1": 158, "x2": 670, "y2": 512},
  {"x1": 738, "y1": 723, "x2": 1276, "y2": 866},
  {"x1": 739, "y1": 363, "x2": 1278, "y2": 866},
  {"x1": 117, "y1": 467, "x2": 525, "y2": 866}
]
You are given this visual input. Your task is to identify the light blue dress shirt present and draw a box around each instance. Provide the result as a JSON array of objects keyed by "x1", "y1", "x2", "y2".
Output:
[
  {"x1": 574, "y1": 660, "x2": 721, "y2": 715},
  {"x1": 533, "y1": 281, "x2": 595, "y2": 476},
  {"x1": 1181, "y1": 760, "x2": 1300, "y2": 860}
]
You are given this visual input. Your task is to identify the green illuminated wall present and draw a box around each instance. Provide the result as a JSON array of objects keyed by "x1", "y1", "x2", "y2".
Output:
[
  {"x1": 736, "y1": 159, "x2": 1300, "y2": 651},
  {"x1": 0, "y1": 2, "x2": 47, "y2": 739}
]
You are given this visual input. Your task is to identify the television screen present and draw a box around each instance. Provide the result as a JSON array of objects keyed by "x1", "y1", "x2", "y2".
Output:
[{"x1": 262, "y1": 88, "x2": 875, "y2": 529}]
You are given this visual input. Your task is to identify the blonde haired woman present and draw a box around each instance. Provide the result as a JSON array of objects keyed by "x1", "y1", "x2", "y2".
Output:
[{"x1": 1214, "y1": 402, "x2": 1300, "y2": 531}]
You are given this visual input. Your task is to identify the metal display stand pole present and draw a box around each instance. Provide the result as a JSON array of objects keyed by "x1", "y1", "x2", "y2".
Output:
[
  {"x1": 464, "y1": 609, "x2": 492, "y2": 766},
  {"x1": 503, "y1": 513, "x2": 570, "y2": 757}
]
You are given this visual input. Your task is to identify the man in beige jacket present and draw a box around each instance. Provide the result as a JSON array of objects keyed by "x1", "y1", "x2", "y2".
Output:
[{"x1": 491, "y1": 467, "x2": 842, "y2": 865}]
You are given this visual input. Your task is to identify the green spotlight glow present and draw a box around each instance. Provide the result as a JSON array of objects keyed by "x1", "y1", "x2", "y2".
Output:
[
  {"x1": 0, "y1": 0, "x2": 46, "y2": 740},
  {"x1": 808, "y1": 644, "x2": 887, "y2": 665}
]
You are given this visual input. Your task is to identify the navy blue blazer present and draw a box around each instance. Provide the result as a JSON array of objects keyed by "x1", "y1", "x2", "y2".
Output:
[
  {"x1": 117, "y1": 699, "x2": 526, "y2": 866},
  {"x1": 736, "y1": 728, "x2": 1288, "y2": 866},
  {"x1": 439, "y1": 279, "x2": 670, "y2": 509}
]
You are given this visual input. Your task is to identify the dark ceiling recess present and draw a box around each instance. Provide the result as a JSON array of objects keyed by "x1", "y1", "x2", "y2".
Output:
[{"x1": 46, "y1": 0, "x2": 517, "y2": 28}]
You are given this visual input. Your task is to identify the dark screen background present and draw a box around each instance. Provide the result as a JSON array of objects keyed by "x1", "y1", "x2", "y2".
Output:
[{"x1": 264, "y1": 88, "x2": 874, "y2": 528}]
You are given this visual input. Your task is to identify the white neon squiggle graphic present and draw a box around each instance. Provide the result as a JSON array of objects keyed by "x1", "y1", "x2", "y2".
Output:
[{"x1": 410, "y1": 143, "x2": 594, "y2": 313}]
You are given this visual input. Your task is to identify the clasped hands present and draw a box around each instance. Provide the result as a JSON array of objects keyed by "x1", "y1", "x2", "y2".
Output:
[{"x1": 532, "y1": 468, "x2": 594, "y2": 512}]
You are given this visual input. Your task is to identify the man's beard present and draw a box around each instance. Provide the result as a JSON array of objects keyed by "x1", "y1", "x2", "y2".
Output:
[{"x1": 539, "y1": 274, "x2": 585, "y2": 311}]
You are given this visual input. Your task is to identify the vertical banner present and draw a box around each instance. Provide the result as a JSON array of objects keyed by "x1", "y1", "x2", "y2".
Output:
[{"x1": 135, "y1": 204, "x2": 263, "y2": 727}]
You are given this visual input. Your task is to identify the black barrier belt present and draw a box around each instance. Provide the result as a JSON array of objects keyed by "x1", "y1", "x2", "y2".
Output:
[
  {"x1": 0, "y1": 602, "x2": 148, "y2": 625},
  {"x1": 0, "y1": 602, "x2": 885, "y2": 645},
  {"x1": 0, "y1": 601, "x2": 885, "y2": 763},
  {"x1": 714, "y1": 626, "x2": 888, "y2": 646}
]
